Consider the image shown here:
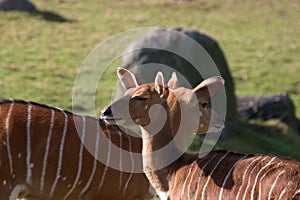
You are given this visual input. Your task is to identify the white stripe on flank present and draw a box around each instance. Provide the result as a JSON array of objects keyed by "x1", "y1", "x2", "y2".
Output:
[
  {"x1": 201, "y1": 151, "x2": 229, "y2": 200},
  {"x1": 250, "y1": 156, "x2": 277, "y2": 200},
  {"x1": 194, "y1": 154, "x2": 218, "y2": 200},
  {"x1": 80, "y1": 121, "x2": 100, "y2": 196},
  {"x1": 279, "y1": 188, "x2": 286, "y2": 200},
  {"x1": 235, "y1": 156, "x2": 263, "y2": 200},
  {"x1": 268, "y1": 169, "x2": 285, "y2": 200},
  {"x1": 5, "y1": 102, "x2": 15, "y2": 177},
  {"x1": 241, "y1": 156, "x2": 269, "y2": 200},
  {"x1": 294, "y1": 189, "x2": 300, "y2": 197},
  {"x1": 26, "y1": 103, "x2": 33, "y2": 185},
  {"x1": 219, "y1": 155, "x2": 248, "y2": 200},
  {"x1": 97, "y1": 124, "x2": 111, "y2": 192},
  {"x1": 49, "y1": 111, "x2": 68, "y2": 198},
  {"x1": 180, "y1": 163, "x2": 194, "y2": 199},
  {"x1": 119, "y1": 131, "x2": 123, "y2": 190},
  {"x1": 187, "y1": 158, "x2": 207, "y2": 199},
  {"x1": 63, "y1": 116, "x2": 86, "y2": 200},
  {"x1": 123, "y1": 132, "x2": 134, "y2": 195},
  {"x1": 257, "y1": 168, "x2": 273, "y2": 200},
  {"x1": 40, "y1": 109, "x2": 55, "y2": 193}
]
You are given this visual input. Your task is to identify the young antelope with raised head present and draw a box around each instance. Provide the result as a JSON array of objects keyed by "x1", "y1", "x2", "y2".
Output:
[
  {"x1": 0, "y1": 99, "x2": 153, "y2": 200},
  {"x1": 101, "y1": 68, "x2": 300, "y2": 200}
]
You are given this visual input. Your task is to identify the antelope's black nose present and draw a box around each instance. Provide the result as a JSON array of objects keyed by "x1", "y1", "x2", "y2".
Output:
[{"x1": 101, "y1": 105, "x2": 112, "y2": 118}]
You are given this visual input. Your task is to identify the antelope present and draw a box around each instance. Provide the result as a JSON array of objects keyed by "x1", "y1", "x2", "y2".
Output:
[
  {"x1": 0, "y1": 99, "x2": 153, "y2": 200},
  {"x1": 101, "y1": 68, "x2": 300, "y2": 200}
]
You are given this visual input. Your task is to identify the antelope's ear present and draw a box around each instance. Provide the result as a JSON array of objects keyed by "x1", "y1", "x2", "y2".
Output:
[
  {"x1": 117, "y1": 67, "x2": 139, "y2": 90},
  {"x1": 155, "y1": 71, "x2": 169, "y2": 98},
  {"x1": 193, "y1": 76, "x2": 224, "y2": 101},
  {"x1": 167, "y1": 72, "x2": 178, "y2": 90}
]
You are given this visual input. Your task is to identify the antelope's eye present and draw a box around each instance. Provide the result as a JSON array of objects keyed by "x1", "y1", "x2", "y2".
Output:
[
  {"x1": 201, "y1": 102, "x2": 209, "y2": 108},
  {"x1": 135, "y1": 97, "x2": 148, "y2": 102}
]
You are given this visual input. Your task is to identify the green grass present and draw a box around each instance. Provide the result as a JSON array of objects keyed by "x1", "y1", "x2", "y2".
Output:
[
  {"x1": 190, "y1": 120, "x2": 300, "y2": 160},
  {"x1": 0, "y1": 0, "x2": 299, "y2": 159}
]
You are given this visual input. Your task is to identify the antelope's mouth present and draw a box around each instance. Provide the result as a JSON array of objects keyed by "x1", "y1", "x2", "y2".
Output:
[
  {"x1": 100, "y1": 106, "x2": 122, "y2": 124},
  {"x1": 100, "y1": 115, "x2": 122, "y2": 124}
]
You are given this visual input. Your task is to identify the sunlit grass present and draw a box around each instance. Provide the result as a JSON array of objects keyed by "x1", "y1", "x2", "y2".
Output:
[{"x1": 0, "y1": 0, "x2": 299, "y2": 159}]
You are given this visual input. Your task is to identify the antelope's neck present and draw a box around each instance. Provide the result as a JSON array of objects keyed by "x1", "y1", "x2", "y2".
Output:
[{"x1": 141, "y1": 96, "x2": 185, "y2": 192}]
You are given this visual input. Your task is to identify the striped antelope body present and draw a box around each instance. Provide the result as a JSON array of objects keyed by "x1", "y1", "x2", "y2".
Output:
[
  {"x1": 0, "y1": 99, "x2": 153, "y2": 200},
  {"x1": 170, "y1": 150, "x2": 300, "y2": 200},
  {"x1": 101, "y1": 68, "x2": 300, "y2": 200}
]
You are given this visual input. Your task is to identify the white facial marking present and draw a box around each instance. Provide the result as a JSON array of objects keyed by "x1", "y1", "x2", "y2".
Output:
[
  {"x1": 3, "y1": 180, "x2": 7, "y2": 186},
  {"x1": 135, "y1": 119, "x2": 141, "y2": 124},
  {"x1": 18, "y1": 153, "x2": 21, "y2": 158},
  {"x1": 145, "y1": 105, "x2": 148, "y2": 110},
  {"x1": 199, "y1": 111, "x2": 203, "y2": 117},
  {"x1": 156, "y1": 190, "x2": 169, "y2": 200},
  {"x1": 200, "y1": 124, "x2": 204, "y2": 128},
  {"x1": 63, "y1": 177, "x2": 67, "y2": 181}
]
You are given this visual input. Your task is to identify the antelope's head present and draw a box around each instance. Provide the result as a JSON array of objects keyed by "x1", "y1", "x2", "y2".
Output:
[{"x1": 101, "y1": 68, "x2": 225, "y2": 134}]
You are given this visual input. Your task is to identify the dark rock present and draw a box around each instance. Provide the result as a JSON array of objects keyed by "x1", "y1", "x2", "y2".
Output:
[
  {"x1": 121, "y1": 27, "x2": 238, "y2": 139},
  {"x1": 237, "y1": 93, "x2": 299, "y2": 133},
  {"x1": 0, "y1": 0, "x2": 36, "y2": 12}
]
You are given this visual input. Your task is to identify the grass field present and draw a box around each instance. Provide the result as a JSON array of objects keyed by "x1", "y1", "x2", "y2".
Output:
[{"x1": 0, "y1": 0, "x2": 299, "y2": 160}]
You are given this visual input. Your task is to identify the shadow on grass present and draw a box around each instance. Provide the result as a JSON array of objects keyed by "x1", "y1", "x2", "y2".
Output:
[{"x1": 31, "y1": 9, "x2": 76, "y2": 23}]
